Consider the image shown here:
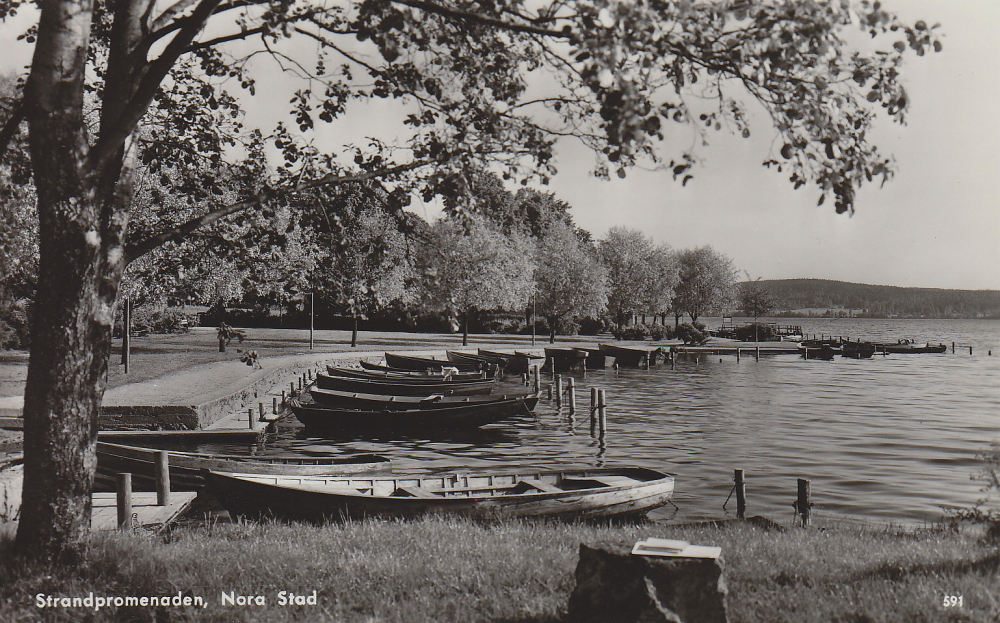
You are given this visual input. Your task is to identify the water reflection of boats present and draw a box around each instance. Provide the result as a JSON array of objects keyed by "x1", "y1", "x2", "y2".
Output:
[{"x1": 291, "y1": 423, "x2": 521, "y2": 446}]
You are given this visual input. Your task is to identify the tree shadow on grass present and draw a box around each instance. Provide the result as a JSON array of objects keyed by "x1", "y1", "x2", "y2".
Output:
[{"x1": 847, "y1": 551, "x2": 1000, "y2": 583}]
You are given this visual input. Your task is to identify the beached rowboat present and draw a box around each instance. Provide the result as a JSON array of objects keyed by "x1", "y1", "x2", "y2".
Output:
[
  {"x1": 95, "y1": 441, "x2": 389, "y2": 491},
  {"x1": 289, "y1": 394, "x2": 534, "y2": 432},
  {"x1": 205, "y1": 466, "x2": 675, "y2": 522}
]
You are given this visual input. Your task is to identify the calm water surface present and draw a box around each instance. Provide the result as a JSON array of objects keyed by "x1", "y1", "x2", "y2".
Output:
[{"x1": 203, "y1": 319, "x2": 1000, "y2": 526}]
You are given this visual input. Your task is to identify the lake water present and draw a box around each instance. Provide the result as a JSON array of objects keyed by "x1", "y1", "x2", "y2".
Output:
[{"x1": 209, "y1": 318, "x2": 1000, "y2": 526}]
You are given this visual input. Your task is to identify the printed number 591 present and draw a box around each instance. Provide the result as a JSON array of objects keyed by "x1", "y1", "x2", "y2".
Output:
[{"x1": 943, "y1": 595, "x2": 963, "y2": 608}]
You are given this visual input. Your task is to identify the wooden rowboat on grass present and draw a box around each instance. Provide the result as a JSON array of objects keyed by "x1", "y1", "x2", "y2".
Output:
[
  {"x1": 95, "y1": 441, "x2": 389, "y2": 491},
  {"x1": 205, "y1": 466, "x2": 676, "y2": 523}
]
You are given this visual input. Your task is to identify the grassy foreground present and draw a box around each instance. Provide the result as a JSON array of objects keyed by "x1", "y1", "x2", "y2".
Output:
[{"x1": 1, "y1": 517, "x2": 997, "y2": 623}]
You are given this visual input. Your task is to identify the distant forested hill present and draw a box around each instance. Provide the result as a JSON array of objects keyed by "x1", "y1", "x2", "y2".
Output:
[{"x1": 754, "y1": 279, "x2": 1000, "y2": 319}]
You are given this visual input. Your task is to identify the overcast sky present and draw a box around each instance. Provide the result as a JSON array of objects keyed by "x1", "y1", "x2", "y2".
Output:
[
  {"x1": 526, "y1": 0, "x2": 1000, "y2": 291},
  {"x1": 3, "y1": 0, "x2": 998, "y2": 290}
]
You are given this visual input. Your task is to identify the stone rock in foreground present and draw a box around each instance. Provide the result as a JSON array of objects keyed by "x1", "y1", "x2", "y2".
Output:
[{"x1": 567, "y1": 542, "x2": 728, "y2": 623}]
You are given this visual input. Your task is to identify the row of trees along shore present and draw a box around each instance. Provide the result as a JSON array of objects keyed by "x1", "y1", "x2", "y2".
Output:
[{"x1": 0, "y1": 0, "x2": 941, "y2": 558}]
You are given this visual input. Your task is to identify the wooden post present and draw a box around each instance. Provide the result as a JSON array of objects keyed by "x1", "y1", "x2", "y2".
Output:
[
  {"x1": 299, "y1": 375, "x2": 304, "y2": 391},
  {"x1": 290, "y1": 381, "x2": 296, "y2": 396},
  {"x1": 734, "y1": 469, "x2": 746, "y2": 520},
  {"x1": 567, "y1": 377, "x2": 576, "y2": 415},
  {"x1": 273, "y1": 397, "x2": 278, "y2": 414},
  {"x1": 547, "y1": 384, "x2": 553, "y2": 400},
  {"x1": 155, "y1": 451, "x2": 170, "y2": 506},
  {"x1": 555, "y1": 374, "x2": 563, "y2": 407},
  {"x1": 597, "y1": 389, "x2": 607, "y2": 436},
  {"x1": 533, "y1": 365, "x2": 540, "y2": 395},
  {"x1": 755, "y1": 346, "x2": 760, "y2": 361},
  {"x1": 796, "y1": 478, "x2": 811, "y2": 527},
  {"x1": 116, "y1": 472, "x2": 132, "y2": 530},
  {"x1": 736, "y1": 348, "x2": 740, "y2": 363},
  {"x1": 281, "y1": 390, "x2": 286, "y2": 406},
  {"x1": 670, "y1": 350, "x2": 676, "y2": 370},
  {"x1": 969, "y1": 346, "x2": 973, "y2": 355},
  {"x1": 259, "y1": 402, "x2": 265, "y2": 421},
  {"x1": 248, "y1": 408, "x2": 254, "y2": 429},
  {"x1": 581, "y1": 353, "x2": 588, "y2": 377},
  {"x1": 590, "y1": 387, "x2": 598, "y2": 432},
  {"x1": 951, "y1": 341, "x2": 955, "y2": 353}
]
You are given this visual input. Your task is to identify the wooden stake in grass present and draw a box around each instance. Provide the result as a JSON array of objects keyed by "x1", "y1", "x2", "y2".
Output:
[
  {"x1": 116, "y1": 472, "x2": 132, "y2": 530},
  {"x1": 795, "y1": 478, "x2": 811, "y2": 527},
  {"x1": 155, "y1": 452, "x2": 170, "y2": 506}
]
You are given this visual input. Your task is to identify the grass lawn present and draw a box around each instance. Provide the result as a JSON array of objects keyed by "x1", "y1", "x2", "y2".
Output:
[{"x1": 0, "y1": 517, "x2": 997, "y2": 622}]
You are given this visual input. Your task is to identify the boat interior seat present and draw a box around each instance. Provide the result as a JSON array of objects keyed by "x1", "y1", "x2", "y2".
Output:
[
  {"x1": 391, "y1": 485, "x2": 439, "y2": 498},
  {"x1": 561, "y1": 475, "x2": 642, "y2": 489},
  {"x1": 514, "y1": 479, "x2": 562, "y2": 493}
]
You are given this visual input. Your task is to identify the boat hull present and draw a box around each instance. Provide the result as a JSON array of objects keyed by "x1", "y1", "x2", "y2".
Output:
[
  {"x1": 95, "y1": 442, "x2": 389, "y2": 491},
  {"x1": 598, "y1": 344, "x2": 662, "y2": 367},
  {"x1": 290, "y1": 395, "x2": 535, "y2": 432},
  {"x1": 309, "y1": 387, "x2": 536, "y2": 411},
  {"x1": 315, "y1": 373, "x2": 494, "y2": 396},
  {"x1": 882, "y1": 343, "x2": 948, "y2": 354},
  {"x1": 205, "y1": 467, "x2": 675, "y2": 523},
  {"x1": 384, "y1": 352, "x2": 485, "y2": 372}
]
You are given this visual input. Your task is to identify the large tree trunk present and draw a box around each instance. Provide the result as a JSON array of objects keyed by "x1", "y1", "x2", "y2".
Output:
[{"x1": 15, "y1": 0, "x2": 145, "y2": 559}]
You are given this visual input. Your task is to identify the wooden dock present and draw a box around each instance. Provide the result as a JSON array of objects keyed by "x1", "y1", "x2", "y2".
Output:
[{"x1": 91, "y1": 491, "x2": 197, "y2": 532}]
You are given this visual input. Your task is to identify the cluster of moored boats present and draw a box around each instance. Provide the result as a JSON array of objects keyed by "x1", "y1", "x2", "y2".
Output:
[
  {"x1": 799, "y1": 338, "x2": 948, "y2": 360},
  {"x1": 97, "y1": 348, "x2": 677, "y2": 524}
]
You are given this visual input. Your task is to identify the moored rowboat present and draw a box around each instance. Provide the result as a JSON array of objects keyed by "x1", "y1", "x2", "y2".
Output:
[
  {"x1": 95, "y1": 441, "x2": 389, "y2": 491},
  {"x1": 598, "y1": 344, "x2": 662, "y2": 367},
  {"x1": 205, "y1": 466, "x2": 675, "y2": 522},
  {"x1": 327, "y1": 366, "x2": 490, "y2": 382},
  {"x1": 309, "y1": 386, "x2": 537, "y2": 411},
  {"x1": 290, "y1": 394, "x2": 534, "y2": 432},
  {"x1": 315, "y1": 372, "x2": 494, "y2": 396},
  {"x1": 384, "y1": 352, "x2": 486, "y2": 373}
]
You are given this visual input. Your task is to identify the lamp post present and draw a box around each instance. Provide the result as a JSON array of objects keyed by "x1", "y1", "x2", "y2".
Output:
[{"x1": 531, "y1": 291, "x2": 536, "y2": 346}]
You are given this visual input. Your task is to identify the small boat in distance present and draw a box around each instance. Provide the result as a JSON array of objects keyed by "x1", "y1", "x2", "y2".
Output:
[
  {"x1": 544, "y1": 347, "x2": 587, "y2": 372},
  {"x1": 841, "y1": 341, "x2": 877, "y2": 359},
  {"x1": 598, "y1": 344, "x2": 663, "y2": 367},
  {"x1": 205, "y1": 466, "x2": 675, "y2": 523},
  {"x1": 328, "y1": 365, "x2": 490, "y2": 382},
  {"x1": 95, "y1": 442, "x2": 389, "y2": 491},
  {"x1": 881, "y1": 340, "x2": 948, "y2": 354}
]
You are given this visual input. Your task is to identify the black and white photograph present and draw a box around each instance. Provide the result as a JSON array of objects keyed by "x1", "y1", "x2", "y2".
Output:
[{"x1": 0, "y1": 0, "x2": 998, "y2": 621}]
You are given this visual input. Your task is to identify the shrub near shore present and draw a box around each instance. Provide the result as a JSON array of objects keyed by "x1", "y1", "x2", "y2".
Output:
[{"x1": 1, "y1": 517, "x2": 997, "y2": 623}]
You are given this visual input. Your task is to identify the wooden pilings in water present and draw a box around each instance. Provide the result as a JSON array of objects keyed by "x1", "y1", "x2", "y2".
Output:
[{"x1": 734, "y1": 469, "x2": 746, "y2": 520}]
